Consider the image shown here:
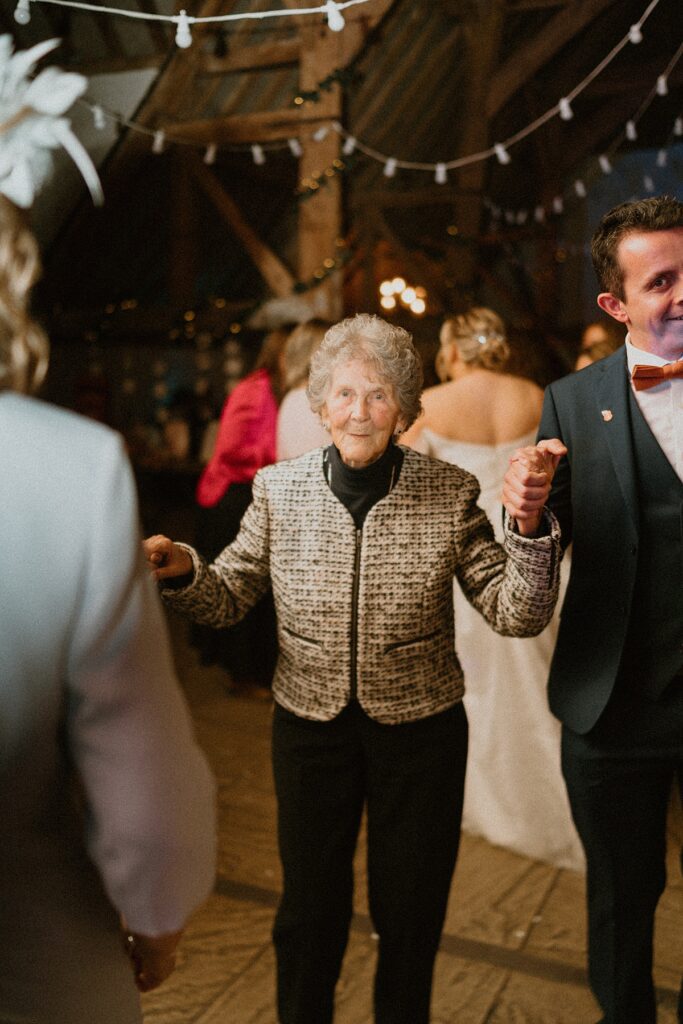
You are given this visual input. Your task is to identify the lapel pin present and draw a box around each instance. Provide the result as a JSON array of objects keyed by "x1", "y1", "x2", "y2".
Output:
[{"x1": 601, "y1": 409, "x2": 613, "y2": 422}]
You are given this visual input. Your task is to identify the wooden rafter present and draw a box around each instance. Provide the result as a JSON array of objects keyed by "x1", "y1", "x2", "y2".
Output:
[
  {"x1": 187, "y1": 153, "x2": 296, "y2": 297},
  {"x1": 198, "y1": 38, "x2": 300, "y2": 75},
  {"x1": 486, "y1": 0, "x2": 616, "y2": 118}
]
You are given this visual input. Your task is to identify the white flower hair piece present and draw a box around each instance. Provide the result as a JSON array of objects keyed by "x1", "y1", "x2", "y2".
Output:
[{"x1": 0, "y1": 35, "x2": 102, "y2": 208}]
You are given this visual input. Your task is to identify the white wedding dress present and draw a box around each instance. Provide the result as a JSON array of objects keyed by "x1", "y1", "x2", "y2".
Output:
[{"x1": 417, "y1": 428, "x2": 584, "y2": 871}]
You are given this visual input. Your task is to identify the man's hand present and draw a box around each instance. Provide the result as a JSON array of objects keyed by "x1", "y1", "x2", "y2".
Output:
[
  {"x1": 143, "y1": 535, "x2": 193, "y2": 581},
  {"x1": 502, "y1": 438, "x2": 567, "y2": 537},
  {"x1": 123, "y1": 928, "x2": 183, "y2": 993}
]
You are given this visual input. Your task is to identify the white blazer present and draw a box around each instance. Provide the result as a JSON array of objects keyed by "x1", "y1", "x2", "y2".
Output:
[{"x1": 0, "y1": 393, "x2": 216, "y2": 1024}]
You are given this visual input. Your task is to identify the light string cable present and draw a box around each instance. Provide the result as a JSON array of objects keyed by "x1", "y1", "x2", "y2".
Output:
[
  {"x1": 329, "y1": 0, "x2": 665, "y2": 173},
  {"x1": 14, "y1": 0, "x2": 371, "y2": 37}
]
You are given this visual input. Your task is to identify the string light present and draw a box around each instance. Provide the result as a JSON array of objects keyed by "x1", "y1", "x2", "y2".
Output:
[
  {"x1": 574, "y1": 179, "x2": 587, "y2": 198},
  {"x1": 534, "y1": 206, "x2": 545, "y2": 223},
  {"x1": 435, "y1": 163, "x2": 447, "y2": 184},
  {"x1": 204, "y1": 142, "x2": 217, "y2": 165},
  {"x1": 251, "y1": 144, "x2": 265, "y2": 165},
  {"x1": 325, "y1": 0, "x2": 345, "y2": 32},
  {"x1": 152, "y1": 129, "x2": 165, "y2": 154},
  {"x1": 92, "y1": 105, "x2": 106, "y2": 130},
  {"x1": 552, "y1": 196, "x2": 564, "y2": 215},
  {"x1": 675, "y1": 118, "x2": 683, "y2": 136},
  {"x1": 643, "y1": 174, "x2": 655, "y2": 192},
  {"x1": 288, "y1": 138, "x2": 303, "y2": 157},
  {"x1": 494, "y1": 143, "x2": 511, "y2": 165},
  {"x1": 625, "y1": 120, "x2": 638, "y2": 140},
  {"x1": 656, "y1": 148, "x2": 667, "y2": 167},
  {"x1": 598, "y1": 154, "x2": 612, "y2": 173},
  {"x1": 16, "y1": 0, "x2": 372, "y2": 31},
  {"x1": 342, "y1": 136, "x2": 357, "y2": 156},
  {"x1": 628, "y1": 23, "x2": 643, "y2": 44},
  {"x1": 313, "y1": 126, "x2": 329, "y2": 142},
  {"x1": 558, "y1": 98, "x2": 573, "y2": 121},
  {"x1": 13, "y1": 0, "x2": 30, "y2": 24},
  {"x1": 656, "y1": 75, "x2": 668, "y2": 95},
  {"x1": 383, "y1": 158, "x2": 397, "y2": 178},
  {"x1": 174, "y1": 9, "x2": 192, "y2": 48}
]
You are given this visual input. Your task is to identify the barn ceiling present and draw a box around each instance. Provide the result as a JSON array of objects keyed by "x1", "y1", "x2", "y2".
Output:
[{"x1": 5, "y1": 0, "x2": 681, "y2": 342}]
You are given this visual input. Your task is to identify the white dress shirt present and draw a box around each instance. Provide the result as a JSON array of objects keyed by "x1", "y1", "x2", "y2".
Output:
[{"x1": 625, "y1": 337, "x2": 683, "y2": 482}]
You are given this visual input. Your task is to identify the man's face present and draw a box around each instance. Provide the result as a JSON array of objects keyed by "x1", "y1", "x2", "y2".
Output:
[{"x1": 597, "y1": 227, "x2": 683, "y2": 359}]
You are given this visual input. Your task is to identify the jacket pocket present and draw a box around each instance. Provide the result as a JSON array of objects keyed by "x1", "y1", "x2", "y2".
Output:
[
  {"x1": 384, "y1": 630, "x2": 439, "y2": 653},
  {"x1": 281, "y1": 625, "x2": 322, "y2": 648}
]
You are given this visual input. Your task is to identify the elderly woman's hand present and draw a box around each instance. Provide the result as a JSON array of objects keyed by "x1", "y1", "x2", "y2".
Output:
[
  {"x1": 502, "y1": 438, "x2": 567, "y2": 537},
  {"x1": 143, "y1": 535, "x2": 193, "y2": 581}
]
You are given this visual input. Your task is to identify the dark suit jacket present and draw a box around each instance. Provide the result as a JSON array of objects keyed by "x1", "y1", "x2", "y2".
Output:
[{"x1": 538, "y1": 347, "x2": 647, "y2": 734}]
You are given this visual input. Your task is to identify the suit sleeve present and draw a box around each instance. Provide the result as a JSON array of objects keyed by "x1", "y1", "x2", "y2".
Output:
[
  {"x1": 66, "y1": 435, "x2": 216, "y2": 936},
  {"x1": 537, "y1": 385, "x2": 573, "y2": 551}
]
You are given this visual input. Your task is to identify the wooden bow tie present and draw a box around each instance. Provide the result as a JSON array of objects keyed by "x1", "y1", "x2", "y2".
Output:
[{"x1": 631, "y1": 360, "x2": 683, "y2": 391}]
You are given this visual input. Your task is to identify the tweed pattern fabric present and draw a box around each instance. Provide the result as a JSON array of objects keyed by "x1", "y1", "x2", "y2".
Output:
[{"x1": 163, "y1": 447, "x2": 560, "y2": 724}]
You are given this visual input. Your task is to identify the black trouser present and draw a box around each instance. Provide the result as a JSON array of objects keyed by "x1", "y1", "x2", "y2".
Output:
[
  {"x1": 561, "y1": 679, "x2": 683, "y2": 1024},
  {"x1": 271, "y1": 699, "x2": 467, "y2": 1024}
]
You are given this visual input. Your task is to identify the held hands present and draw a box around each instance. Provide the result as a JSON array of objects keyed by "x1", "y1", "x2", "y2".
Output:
[
  {"x1": 122, "y1": 927, "x2": 183, "y2": 993},
  {"x1": 502, "y1": 438, "x2": 567, "y2": 537},
  {"x1": 143, "y1": 535, "x2": 193, "y2": 581}
]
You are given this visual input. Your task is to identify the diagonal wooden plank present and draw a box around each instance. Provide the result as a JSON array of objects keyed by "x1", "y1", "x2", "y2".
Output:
[
  {"x1": 486, "y1": 0, "x2": 616, "y2": 117},
  {"x1": 187, "y1": 152, "x2": 296, "y2": 297}
]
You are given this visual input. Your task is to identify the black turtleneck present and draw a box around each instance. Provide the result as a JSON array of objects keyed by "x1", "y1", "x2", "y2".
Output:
[{"x1": 323, "y1": 443, "x2": 404, "y2": 528}]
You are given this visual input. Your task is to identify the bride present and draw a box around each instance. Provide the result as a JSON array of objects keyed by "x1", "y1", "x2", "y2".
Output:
[{"x1": 403, "y1": 307, "x2": 583, "y2": 871}]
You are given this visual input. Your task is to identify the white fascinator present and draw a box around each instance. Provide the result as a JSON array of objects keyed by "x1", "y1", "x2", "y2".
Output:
[{"x1": 0, "y1": 34, "x2": 102, "y2": 208}]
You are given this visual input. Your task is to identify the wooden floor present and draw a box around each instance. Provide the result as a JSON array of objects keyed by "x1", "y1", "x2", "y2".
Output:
[{"x1": 141, "y1": 612, "x2": 682, "y2": 1024}]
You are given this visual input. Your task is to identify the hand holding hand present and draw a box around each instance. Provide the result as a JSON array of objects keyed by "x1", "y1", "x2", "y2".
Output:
[
  {"x1": 122, "y1": 928, "x2": 183, "y2": 993},
  {"x1": 502, "y1": 438, "x2": 567, "y2": 537},
  {"x1": 143, "y1": 535, "x2": 193, "y2": 581}
]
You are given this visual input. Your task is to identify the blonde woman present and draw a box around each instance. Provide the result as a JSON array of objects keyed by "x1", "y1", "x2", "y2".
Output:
[
  {"x1": 403, "y1": 307, "x2": 583, "y2": 871},
  {"x1": 0, "y1": 40, "x2": 215, "y2": 1022},
  {"x1": 276, "y1": 318, "x2": 330, "y2": 460}
]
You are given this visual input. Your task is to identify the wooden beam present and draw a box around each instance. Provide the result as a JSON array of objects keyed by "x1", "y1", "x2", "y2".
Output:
[
  {"x1": 165, "y1": 108, "x2": 331, "y2": 144},
  {"x1": 187, "y1": 154, "x2": 296, "y2": 298},
  {"x1": 198, "y1": 38, "x2": 300, "y2": 75},
  {"x1": 350, "y1": 185, "x2": 478, "y2": 210},
  {"x1": 64, "y1": 54, "x2": 165, "y2": 75},
  {"x1": 486, "y1": 0, "x2": 615, "y2": 118}
]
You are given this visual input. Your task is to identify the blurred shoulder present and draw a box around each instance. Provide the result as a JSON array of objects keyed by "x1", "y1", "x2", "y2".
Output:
[{"x1": 0, "y1": 392, "x2": 124, "y2": 461}]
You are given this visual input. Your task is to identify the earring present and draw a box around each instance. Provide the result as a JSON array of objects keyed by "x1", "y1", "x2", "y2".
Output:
[
  {"x1": 395, "y1": 427, "x2": 403, "y2": 435},
  {"x1": 322, "y1": 422, "x2": 330, "y2": 431}
]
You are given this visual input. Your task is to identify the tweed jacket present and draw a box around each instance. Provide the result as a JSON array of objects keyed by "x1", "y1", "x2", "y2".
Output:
[{"x1": 164, "y1": 446, "x2": 560, "y2": 724}]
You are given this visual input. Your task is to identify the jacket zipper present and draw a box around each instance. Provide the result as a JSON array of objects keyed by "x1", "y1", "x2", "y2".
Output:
[{"x1": 349, "y1": 527, "x2": 362, "y2": 699}]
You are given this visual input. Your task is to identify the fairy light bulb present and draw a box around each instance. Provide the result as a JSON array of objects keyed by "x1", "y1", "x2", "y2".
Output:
[
  {"x1": 552, "y1": 196, "x2": 564, "y2": 215},
  {"x1": 574, "y1": 179, "x2": 587, "y2": 198},
  {"x1": 342, "y1": 136, "x2": 357, "y2": 156},
  {"x1": 516, "y1": 210, "x2": 528, "y2": 224},
  {"x1": 251, "y1": 144, "x2": 265, "y2": 165},
  {"x1": 674, "y1": 117, "x2": 682, "y2": 137},
  {"x1": 92, "y1": 105, "x2": 106, "y2": 130},
  {"x1": 494, "y1": 143, "x2": 510, "y2": 165},
  {"x1": 175, "y1": 10, "x2": 192, "y2": 48},
  {"x1": 558, "y1": 97, "x2": 573, "y2": 121},
  {"x1": 534, "y1": 206, "x2": 545, "y2": 223},
  {"x1": 599, "y1": 154, "x2": 612, "y2": 174},
  {"x1": 380, "y1": 295, "x2": 396, "y2": 311},
  {"x1": 656, "y1": 148, "x2": 667, "y2": 167},
  {"x1": 656, "y1": 75, "x2": 668, "y2": 96},
  {"x1": 13, "y1": 0, "x2": 30, "y2": 25},
  {"x1": 288, "y1": 138, "x2": 303, "y2": 157},
  {"x1": 152, "y1": 129, "x2": 165, "y2": 154},
  {"x1": 204, "y1": 143, "x2": 217, "y2": 165},
  {"x1": 628, "y1": 24, "x2": 642, "y2": 44},
  {"x1": 435, "y1": 163, "x2": 447, "y2": 184},
  {"x1": 410, "y1": 298, "x2": 426, "y2": 316},
  {"x1": 643, "y1": 175, "x2": 655, "y2": 193},
  {"x1": 625, "y1": 120, "x2": 637, "y2": 141},
  {"x1": 325, "y1": 1, "x2": 345, "y2": 32},
  {"x1": 383, "y1": 157, "x2": 397, "y2": 178}
]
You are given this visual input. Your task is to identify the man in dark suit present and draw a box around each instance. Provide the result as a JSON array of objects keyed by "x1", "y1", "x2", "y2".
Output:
[{"x1": 503, "y1": 194, "x2": 682, "y2": 1024}]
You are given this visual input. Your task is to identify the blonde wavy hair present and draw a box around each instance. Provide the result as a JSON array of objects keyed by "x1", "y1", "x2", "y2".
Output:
[
  {"x1": 0, "y1": 197, "x2": 48, "y2": 394},
  {"x1": 439, "y1": 306, "x2": 510, "y2": 378}
]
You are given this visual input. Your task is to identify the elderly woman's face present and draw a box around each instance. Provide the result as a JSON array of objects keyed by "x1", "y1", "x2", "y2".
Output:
[{"x1": 322, "y1": 358, "x2": 405, "y2": 468}]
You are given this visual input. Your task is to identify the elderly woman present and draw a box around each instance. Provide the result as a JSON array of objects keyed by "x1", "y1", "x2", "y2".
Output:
[{"x1": 145, "y1": 313, "x2": 563, "y2": 1024}]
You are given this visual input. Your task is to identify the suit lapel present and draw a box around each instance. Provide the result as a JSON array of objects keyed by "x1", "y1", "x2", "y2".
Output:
[{"x1": 594, "y1": 348, "x2": 639, "y2": 534}]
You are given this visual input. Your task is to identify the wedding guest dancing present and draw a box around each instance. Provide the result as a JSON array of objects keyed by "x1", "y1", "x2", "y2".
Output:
[{"x1": 144, "y1": 313, "x2": 562, "y2": 1024}]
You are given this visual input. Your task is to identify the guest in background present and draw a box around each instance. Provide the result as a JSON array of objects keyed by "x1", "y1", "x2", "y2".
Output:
[
  {"x1": 276, "y1": 318, "x2": 330, "y2": 460},
  {"x1": 403, "y1": 306, "x2": 583, "y2": 870},
  {"x1": 575, "y1": 317, "x2": 625, "y2": 370},
  {"x1": 144, "y1": 313, "x2": 562, "y2": 1024},
  {"x1": 192, "y1": 328, "x2": 288, "y2": 695},
  {"x1": 0, "y1": 40, "x2": 215, "y2": 1024}
]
